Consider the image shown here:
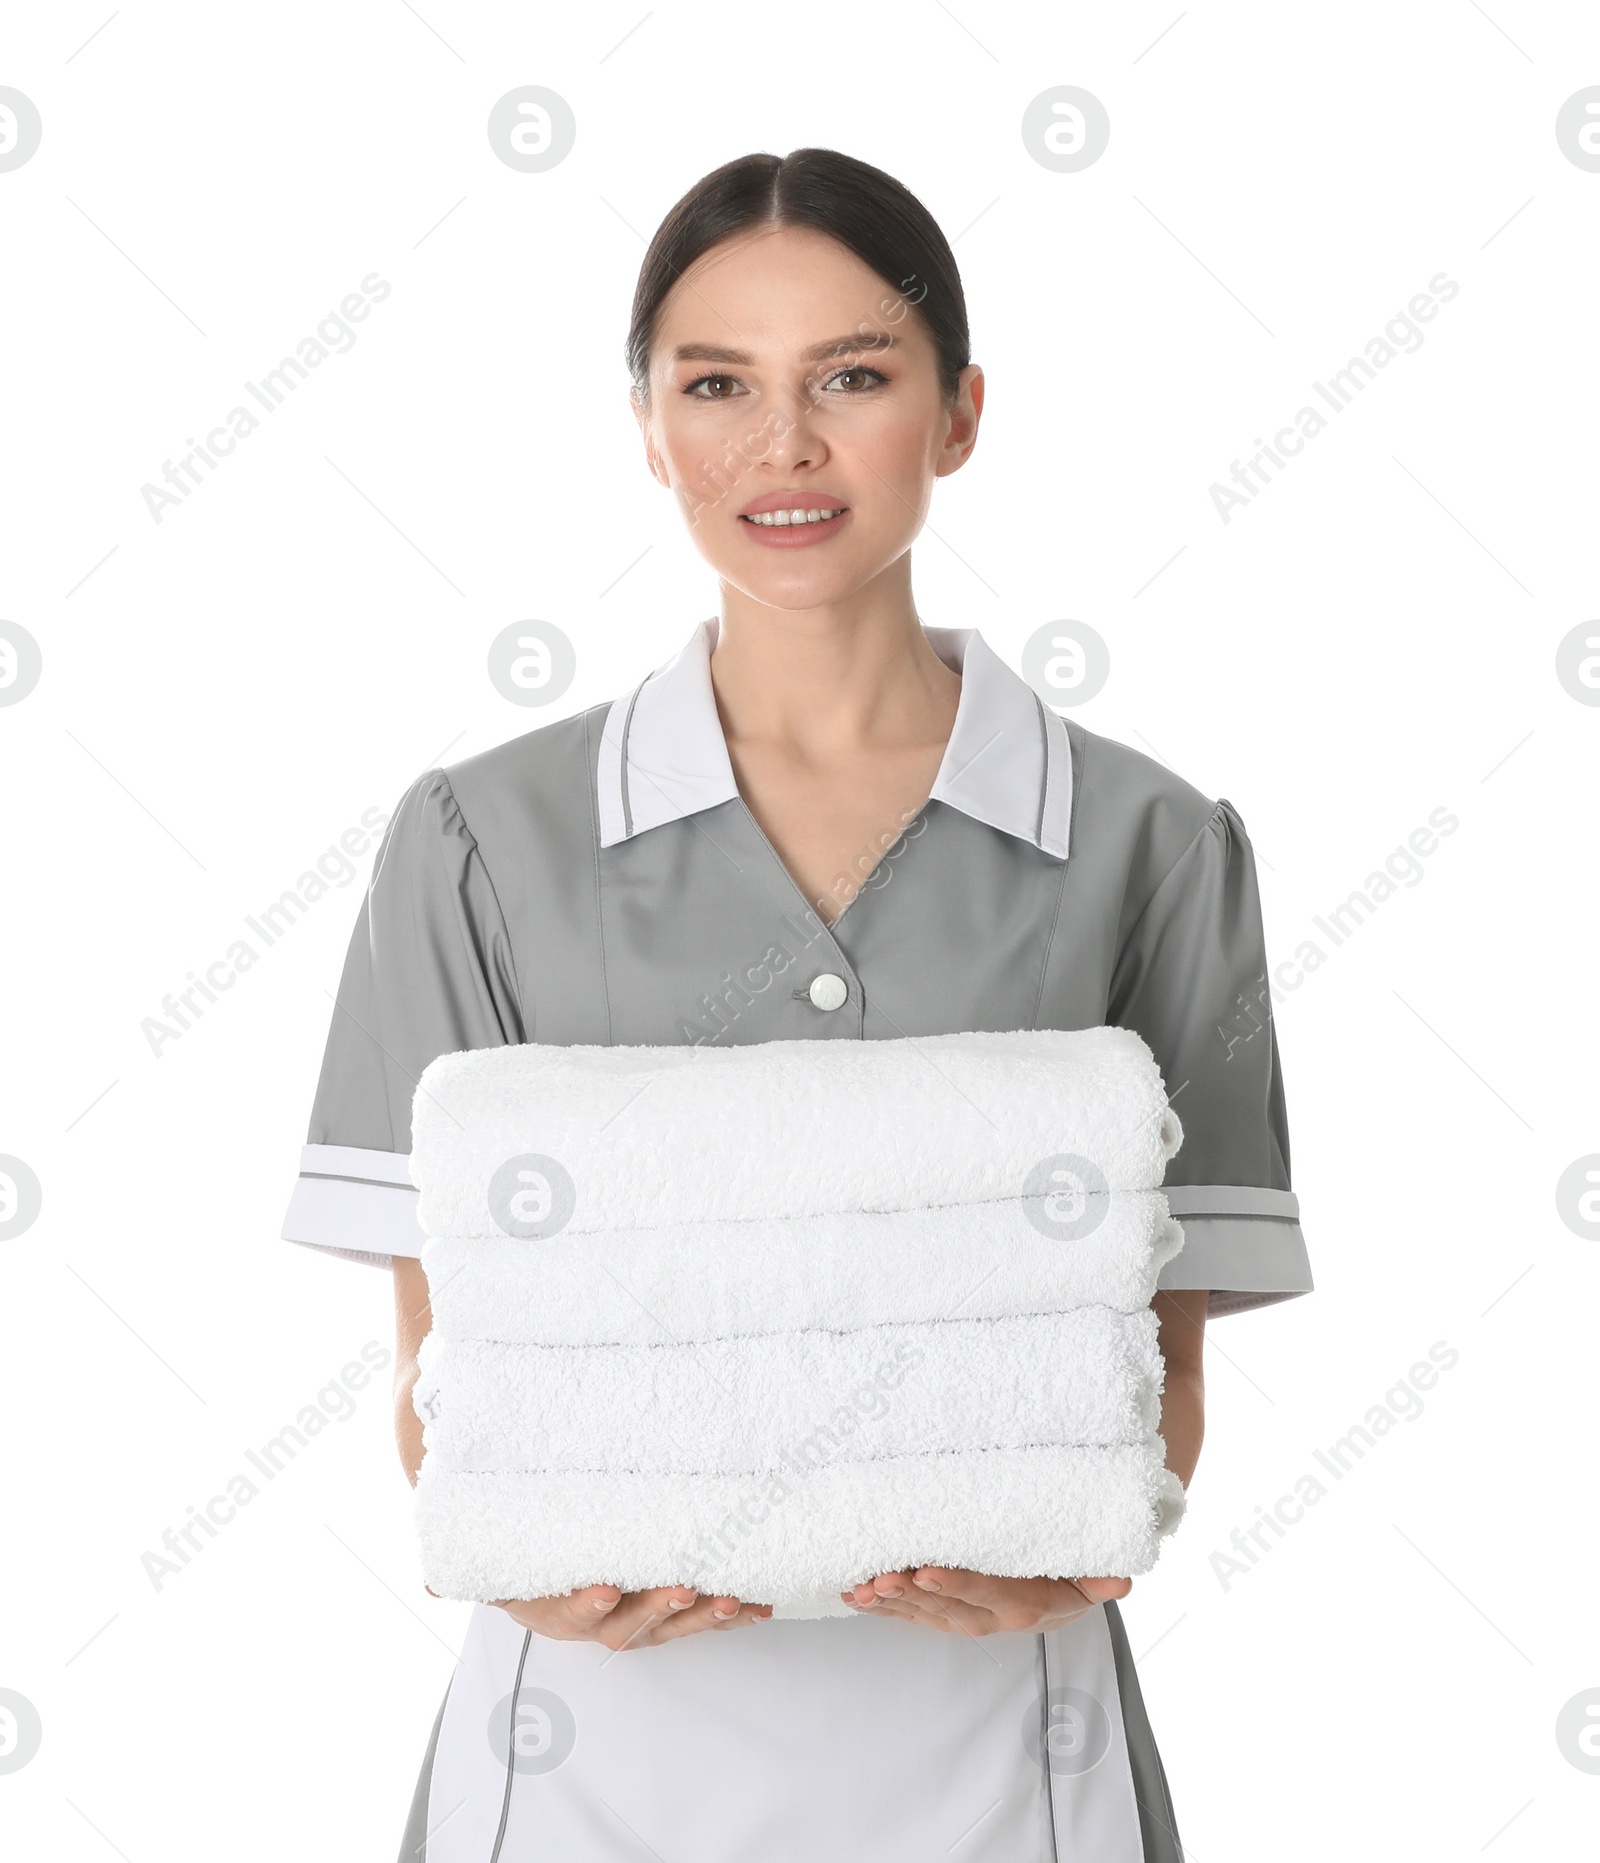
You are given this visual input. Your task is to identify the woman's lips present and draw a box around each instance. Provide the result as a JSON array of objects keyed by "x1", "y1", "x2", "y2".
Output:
[{"x1": 736, "y1": 509, "x2": 850, "y2": 548}]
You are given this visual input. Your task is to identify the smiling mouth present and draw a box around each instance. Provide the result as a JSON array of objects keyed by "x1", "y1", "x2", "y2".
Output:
[{"x1": 739, "y1": 506, "x2": 848, "y2": 528}]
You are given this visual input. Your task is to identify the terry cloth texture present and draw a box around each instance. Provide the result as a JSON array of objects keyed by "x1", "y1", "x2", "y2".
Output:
[
  {"x1": 418, "y1": 1195, "x2": 1184, "y2": 1346},
  {"x1": 413, "y1": 1307, "x2": 1165, "y2": 1475},
  {"x1": 409, "y1": 1024, "x2": 1184, "y2": 1234},
  {"x1": 409, "y1": 1025, "x2": 1189, "y2": 1618}
]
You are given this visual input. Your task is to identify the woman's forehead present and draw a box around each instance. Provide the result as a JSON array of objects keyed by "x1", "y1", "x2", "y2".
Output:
[
  {"x1": 657, "y1": 229, "x2": 904, "y2": 331},
  {"x1": 652, "y1": 240, "x2": 927, "y2": 364}
]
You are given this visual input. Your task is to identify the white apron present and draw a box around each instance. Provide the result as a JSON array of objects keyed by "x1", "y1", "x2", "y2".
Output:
[{"x1": 403, "y1": 1599, "x2": 1157, "y2": 1862}]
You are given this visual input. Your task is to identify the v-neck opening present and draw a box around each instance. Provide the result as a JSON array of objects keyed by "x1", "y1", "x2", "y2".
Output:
[
  {"x1": 825, "y1": 800, "x2": 937, "y2": 931},
  {"x1": 730, "y1": 795, "x2": 937, "y2": 936}
]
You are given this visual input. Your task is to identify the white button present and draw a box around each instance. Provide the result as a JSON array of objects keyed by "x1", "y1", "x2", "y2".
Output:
[{"x1": 807, "y1": 973, "x2": 848, "y2": 1012}]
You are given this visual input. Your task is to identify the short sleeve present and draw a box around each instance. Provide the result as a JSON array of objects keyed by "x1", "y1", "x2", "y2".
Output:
[
  {"x1": 278, "y1": 767, "x2": 524, "y2": 1269},
  {"x1": 1107, "y1": 796, "x2": 1312, "y2": 1318}
]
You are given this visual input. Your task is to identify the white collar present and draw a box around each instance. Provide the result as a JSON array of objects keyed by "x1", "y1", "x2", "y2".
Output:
[{"x1": 596, "y1": 618, "x2": 1072, "y2": 859}]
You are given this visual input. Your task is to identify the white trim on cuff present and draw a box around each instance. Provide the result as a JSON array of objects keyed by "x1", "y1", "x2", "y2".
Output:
[
  {"x1": 281, "y1": 1144, "x2": 425, "y2": 1264},
  {"x1": 1160, "y1": 1184, "x2": 1300, "y2": 1221},
  {"x1": 295, "y1": 1142, "x2": 416, "y2": 1188},
  {"x1": 1154, "y1": 1211, "x2": 1313, "y2": 1308}
]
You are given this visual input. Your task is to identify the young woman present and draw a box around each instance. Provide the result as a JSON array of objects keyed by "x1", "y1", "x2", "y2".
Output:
[{"x1": 282, "y1": 147, "x2": 1311, "y2": 1862}]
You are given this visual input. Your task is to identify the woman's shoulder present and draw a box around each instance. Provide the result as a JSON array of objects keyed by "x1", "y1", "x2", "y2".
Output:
[
  {"x1": 440, "y1": 702, "x2": 604, "y2": 806},
  {"x1": 1062, "y1": 714, "x2": 1250, "y2": 896},
  {"x1": 389, "y1": 702, "x2": 611, "y2": 880},
  {"x1": 1066, "y1": 713, "x2": 1234, "y2": 827}
]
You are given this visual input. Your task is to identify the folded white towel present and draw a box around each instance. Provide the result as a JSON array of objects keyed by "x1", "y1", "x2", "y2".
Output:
[
  {"x1": 420, "y1": 1196, "x2": 1183, "y2": 1347},
  {"x1": 409, "y1": 1025, "x2": 1188, "y2": 1614},
  {"x1": 415, "y1": 1447, "x2": 1187, "y2": 1620},
  {"x1": 414, "y1": 1307, "x2": 1163, "y2": 1476},
  {"x1": 409, "y1": 1024, "x2": 1182, "y2": 1235}
]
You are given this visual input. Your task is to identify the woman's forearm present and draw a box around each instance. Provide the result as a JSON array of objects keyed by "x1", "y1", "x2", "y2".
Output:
[
  {"x1": 393, "y1": 1257, "x2": 433, "y2": 1487},
  {"x1": 395, "y1": 1359, "x2": 426, "y2": 1487},
  {"x1": 1151, "y1": 1289, "x2": 1208, "y2": 1490},
  {"x1": 1159, "y1": 1365, "x2": 1205, "y2": 1489}
]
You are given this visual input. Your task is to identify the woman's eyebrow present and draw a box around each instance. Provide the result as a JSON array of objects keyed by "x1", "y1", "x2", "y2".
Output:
[{"x1": 670, "y1": 333, "x2": 900, "y2": 365}]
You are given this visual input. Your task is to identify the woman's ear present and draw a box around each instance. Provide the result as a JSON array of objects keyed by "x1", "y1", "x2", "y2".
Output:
[{"x1": 935, "y1": 363, "x2": 984, "y2": 478}]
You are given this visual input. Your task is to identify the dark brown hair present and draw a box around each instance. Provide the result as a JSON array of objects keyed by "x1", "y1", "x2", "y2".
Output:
[{"x1": 625, "y1": 148, "x2": 971, "y2": 409}]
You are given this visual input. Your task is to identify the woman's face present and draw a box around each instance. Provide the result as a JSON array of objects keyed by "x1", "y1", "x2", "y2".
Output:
[{"x1": 633, "y1": 224, "x2": 982, "y2": 610}]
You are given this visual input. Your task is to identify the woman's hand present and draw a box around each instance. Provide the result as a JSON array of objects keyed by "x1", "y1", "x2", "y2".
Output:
[
  {"x1": 845, "y1": 1290, "x2": 1208, "y2": 1634},
  {"x1": 486, "y1": 1585, "x2": 773, "y2": 1650},
  {"x1": 841, "y1": 1568, "x2": 1130, "y2": 1634}
]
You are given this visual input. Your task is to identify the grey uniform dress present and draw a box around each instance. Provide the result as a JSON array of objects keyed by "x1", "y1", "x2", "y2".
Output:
[{"x1": 281, "y1": 619, "x2": 1312, "y2": 1863}]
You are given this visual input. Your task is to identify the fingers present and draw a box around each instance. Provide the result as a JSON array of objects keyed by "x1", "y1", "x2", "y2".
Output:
[
  {"x1": 841, "y1": 1572, "x2": 925, "y2": 1617},
  {"x1": 649, "y1": 1593, "x2": 772, "y2": 1642},
  {"x1": 1071, "y1": 1575, "x2": 1134, "y2": 1603},
  {"x1": 562, "y1": 1583, "x2": 624, "y2": 1633},
  {"x1": 839, "y1": 1568, "x2": 1133, "y2": 1638},
  {"x1": 841, "y1": 1571, "x2": 972, "y2": 1633},
  {"x1": 891, "y1": 1572, "x2": 1002, "y2": 1635},
  {"x1": 909, "y1": 1567, "x2": 1133, "y2": 1629},
  {"x1": 499, "y1": 1571, "x2": 1126, "y2": 1645},
  {"x1": 490, "y1": 1584, "x2": 774, "y2": 1648},
  {"x1": 911, "y1": 1567, "x2": 1043, "y2": 1617},
  {"x1": 596, "y1": 1587, "x2": 772, "y2": 1650},
  {"x1": 710, "y1": 1600, "x2": 774, "y2": 1632},
  {"x1": 595, "y1": 1584, "x2": 701, "y2": 1651},
  {"x1": 485, "y1": 1586, "x2": 621, "y2": 1640}
]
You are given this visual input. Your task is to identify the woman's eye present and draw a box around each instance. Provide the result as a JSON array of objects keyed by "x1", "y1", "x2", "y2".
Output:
[
  {"x1": 684, "y1": 374, "x2": 742, "y2": 399},
  {"x1": 825, "y1": 366, "x2": 888, "y2": 392},
  {"x1": 682, "y1": 365, "x2": 888, "y2": 399}
]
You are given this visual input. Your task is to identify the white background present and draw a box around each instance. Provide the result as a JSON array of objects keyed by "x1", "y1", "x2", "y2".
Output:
[{"x1": 2, "y1": 2, "x2": 1597, "y2": 1858}]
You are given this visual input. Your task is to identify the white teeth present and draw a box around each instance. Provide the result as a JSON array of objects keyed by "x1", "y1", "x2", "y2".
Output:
[{"x1": 743, "y1": 507, "x2": 844, "y2": 527}]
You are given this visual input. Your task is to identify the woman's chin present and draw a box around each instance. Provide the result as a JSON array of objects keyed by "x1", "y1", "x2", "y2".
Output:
[{"x1": 708, "y1": 566, "x2": 881, "y2": 611}]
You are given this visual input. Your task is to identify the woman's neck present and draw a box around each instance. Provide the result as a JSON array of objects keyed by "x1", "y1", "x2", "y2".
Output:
[
  {"x1": 706, "y1": 583, "x2": 964, "y2": 925},
  {"x1": 708, "y1": 591, "x2": 961, "y2": 763}
]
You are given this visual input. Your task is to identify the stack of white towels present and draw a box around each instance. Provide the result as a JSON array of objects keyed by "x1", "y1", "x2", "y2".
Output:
[{"x1": 409, "y1": 1025, "x2": 1188, "y2": 1619}]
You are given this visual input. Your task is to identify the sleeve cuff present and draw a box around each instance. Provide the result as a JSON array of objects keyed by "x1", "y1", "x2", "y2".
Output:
[
  {"x1": 279, "y1": 1156, "x2": 1315, "y2": 1305},
  {"x1": 279, "y1": 1144, "x2": 425, "y2": 1268},
  {"x1": 1156, "y1": 1185, "x2": 1312, "y2": 1317}
]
